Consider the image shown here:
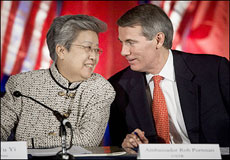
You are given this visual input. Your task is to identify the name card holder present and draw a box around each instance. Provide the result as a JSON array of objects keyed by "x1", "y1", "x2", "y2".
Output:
[
  {"x1": 137, "y1": 144, "x2": 221, "y2": 159},
  {"x1": 1, "y1": 141, "x2": 27, "y2": 159}
]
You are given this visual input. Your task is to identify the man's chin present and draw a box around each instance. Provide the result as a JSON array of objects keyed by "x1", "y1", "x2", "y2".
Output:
[{"x1": 130, "y1": 65, "x2": 141, "y2": 72}]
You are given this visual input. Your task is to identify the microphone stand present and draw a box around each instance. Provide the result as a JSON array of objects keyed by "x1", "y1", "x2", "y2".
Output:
[
  {"x1": 60, "y1": 124, "x2": 68, "y2": 158},
  {"x1": 56, "y1": 124, "x2": 73, "y2": 160},
  {"x1": 13, "y1": 91, "x2": 73, "y2": 160},
  {"x1": 54, "y1": 116, "x2": 74, "y2": 160}
]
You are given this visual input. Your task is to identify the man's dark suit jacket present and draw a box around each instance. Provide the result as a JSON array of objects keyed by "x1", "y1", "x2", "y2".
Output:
[{"x1": 108, "y1": 50, "x2": 229, "y2": 147}]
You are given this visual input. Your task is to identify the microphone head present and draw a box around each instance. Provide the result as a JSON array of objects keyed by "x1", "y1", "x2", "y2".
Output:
[
  {"x1": 63, "y1": 119, "x2": 72, "y2": 128},
  {"x1": 13, "y1": 91, "x2": 22, "y2": 97}
]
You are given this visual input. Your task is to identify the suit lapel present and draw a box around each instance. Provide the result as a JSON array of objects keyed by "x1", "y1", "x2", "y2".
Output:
[{"x1": 173, "y1": 51, "x2": 200, "y2": 143}]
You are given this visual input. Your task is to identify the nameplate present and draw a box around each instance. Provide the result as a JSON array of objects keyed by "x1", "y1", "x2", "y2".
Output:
[
  {"x1": 1, "y1": 141, "x2": 27, "y2": 159},
  {"x1": 137, "y1": 144, "x2": 221, "y2": 159}
]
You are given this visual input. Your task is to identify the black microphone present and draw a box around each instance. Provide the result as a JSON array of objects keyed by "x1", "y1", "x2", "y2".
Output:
[
  {"x1": 13, "y1": 91, "x2": 22, "y2": 97},
  {"x1": 13, "y1": 91, "x2": 71, "y2": 128}
]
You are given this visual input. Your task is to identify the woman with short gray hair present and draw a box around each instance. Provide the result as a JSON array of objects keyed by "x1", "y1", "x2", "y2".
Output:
[{"x1": 1, "y1": 14, "x2": 115, "y2": 149}]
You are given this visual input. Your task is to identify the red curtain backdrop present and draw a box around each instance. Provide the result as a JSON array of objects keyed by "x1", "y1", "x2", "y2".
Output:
[
  {"x1": 159, "y1": 1, "x2": 229, "y2": 59},
  {"x1": 1, "y1": 1, "x2": 229, "y2": 88}
]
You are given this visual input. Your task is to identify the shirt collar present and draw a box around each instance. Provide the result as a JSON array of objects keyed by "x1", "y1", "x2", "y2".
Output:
[
  {"x1": 50, "y1": 62, "x2": 81, "y2": 90},
  {"x1": 146, "y1": 50, "x2": 175, "y2": 83}
]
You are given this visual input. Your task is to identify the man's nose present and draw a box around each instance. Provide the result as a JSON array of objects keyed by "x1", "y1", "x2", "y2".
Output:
[{"x1": 120, "y1": 44, "x2": 131, "y2": 57}]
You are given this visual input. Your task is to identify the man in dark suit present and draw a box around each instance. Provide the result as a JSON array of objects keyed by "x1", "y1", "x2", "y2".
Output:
[{"x1": 108, "y1": 3, "x2": 229, "y2": 154}]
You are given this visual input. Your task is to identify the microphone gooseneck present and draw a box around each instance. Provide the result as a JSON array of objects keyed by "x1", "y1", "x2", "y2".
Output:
[
  {"x1": 13, "y1": 90, "x2": 74, "y2": 159},
  {"x1": 13, "y1": 91, "x2": 71, "y2": 128},
  {"x1": 53, "y1": 111, "x2": 72, "y2": 128}
]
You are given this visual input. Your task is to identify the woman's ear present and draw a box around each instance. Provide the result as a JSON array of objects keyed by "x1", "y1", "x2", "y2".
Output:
[
  {"x1": 155, "y1": 32, "x2": 165, "y2": 49},
  {"x1": 56, "y1": 44, "x2": 66, "y2": 60}
]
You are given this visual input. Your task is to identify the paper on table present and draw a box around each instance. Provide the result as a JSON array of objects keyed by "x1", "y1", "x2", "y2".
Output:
[
  {"x1": 28, "y1": 146, "x2": 92, "y2": 157},
  {"x1": 73, "y1": 146, "x2": 127, "y2": 157},
  {"x1": 73, "y1": 151, "x2": 127, "y2": 157}
]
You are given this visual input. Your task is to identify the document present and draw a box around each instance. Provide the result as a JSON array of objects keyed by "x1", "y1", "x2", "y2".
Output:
[
  {"x1": 74, "y1": 151, "x2": 127, "y2": 157},
  {"x1": 77, "y1": 146, "x2": 126, "y2": 157},
  {"x1": 28, "y1": 146, "x2": 92, "y2": 157},
  {"x1": 28, "y1": 146, "x2": 127, "y2": 157}
]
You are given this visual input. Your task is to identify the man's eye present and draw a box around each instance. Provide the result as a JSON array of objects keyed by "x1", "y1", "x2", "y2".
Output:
[
  {"x1": 130, "y1": 41, "x2": 136, "y2": 44},
  {"x1": 127, "y1": 41, "x2": 135, "y2": 45}
]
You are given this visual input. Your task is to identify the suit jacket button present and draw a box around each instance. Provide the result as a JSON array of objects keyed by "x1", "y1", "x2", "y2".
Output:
[
  {"x1": 58, "y1": 91, "x2": 65, "y2": 97},
  {"x1": 48, "y1": 131, "x2": 57, "y2": 136},
  {"x1": 68, "y1": 93, "x2": 76, "y2": 98}
]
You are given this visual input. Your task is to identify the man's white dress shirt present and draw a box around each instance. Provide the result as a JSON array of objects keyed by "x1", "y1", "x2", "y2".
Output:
[{"x1": 146, "y1": 50, "x2": 191, "y2": 144}]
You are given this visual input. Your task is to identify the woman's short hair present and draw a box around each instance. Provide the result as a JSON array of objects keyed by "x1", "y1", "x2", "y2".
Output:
[
  {"x1": 117, "y1": 4, "x2": 173, "y2": 49},
  {"x1": 46, "y1": 15, "x2": 107, "y2": 61}
]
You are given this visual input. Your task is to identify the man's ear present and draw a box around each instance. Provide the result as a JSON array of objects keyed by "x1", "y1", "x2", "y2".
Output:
[
  {"x1": 56, "y1": 44, "x2": 66, "y2": 60},
  {"x1": 155, "y1": 32, "x2": 165, "y2": 49}
]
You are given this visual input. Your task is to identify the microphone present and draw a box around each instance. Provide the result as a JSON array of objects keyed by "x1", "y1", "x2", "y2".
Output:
[
  {"x1": 13, "y1": 90, "x2": 74, "y2": 159},
  {"x1": 13, "y1": 91, "x2": 71, "y2": 128},
  {"x1": 13, "y1": 91, "x2": 22, "y2": 97}
]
